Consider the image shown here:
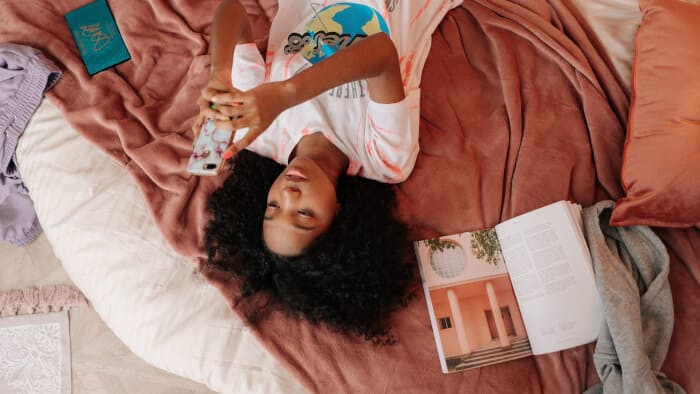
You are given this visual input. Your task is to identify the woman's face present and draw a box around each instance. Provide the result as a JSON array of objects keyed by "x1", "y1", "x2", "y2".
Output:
[{"x1": 263, "y1": 157, "x2": 340, "y2": 256}]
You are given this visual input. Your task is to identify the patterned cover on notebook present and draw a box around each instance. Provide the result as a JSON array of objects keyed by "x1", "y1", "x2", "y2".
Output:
[{"x1": 65, "y1": 0, "x2": 130, "y2": 75}]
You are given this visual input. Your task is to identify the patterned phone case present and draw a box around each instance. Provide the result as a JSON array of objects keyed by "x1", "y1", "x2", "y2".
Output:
[{"x1": 186, "y1": 119, "x2": 234, "y2": 176}]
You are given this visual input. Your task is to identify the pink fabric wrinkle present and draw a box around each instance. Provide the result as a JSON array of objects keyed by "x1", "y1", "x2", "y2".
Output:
[
  {"x1": 265, "y1": 49, "x2": 276, "y2": 80},
  {"x1": 410, "y1": 0, "x2": 433, "y2": 28},
  {"x1": 400, "y1": 52, "x2": 416, "y2": 86},
  {"x1": 347, "y1": 160, "x2": 361, "y2": 174},
  {"x1": 376, "y1": 146, "x2": 403, "y2": 178},
  {"x1": 283, "y1": 53, "x2": 296, "y2": 79},
  {"x1": 368, "y1": 114, "x2": 395, "y2": 135}
]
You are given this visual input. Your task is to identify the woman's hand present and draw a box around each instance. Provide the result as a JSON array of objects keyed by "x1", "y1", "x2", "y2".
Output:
[
  {"x1": 211, "y1": 81, "x2": 294, "y2": 158},
  {"x1": 191, "y1": 72, "x2": 240, "y2": 143},
  {"x1": 191, "y1": 0, "x2": 254, "y2": 142}
]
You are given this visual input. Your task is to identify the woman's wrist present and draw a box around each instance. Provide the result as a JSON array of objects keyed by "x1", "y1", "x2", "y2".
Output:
[
  {"x1": 210, "y1": 67, "x2": 232, "y2": 86},
  {"x1": 279, "y1": 79, "x2": 300, "y2": 110}
]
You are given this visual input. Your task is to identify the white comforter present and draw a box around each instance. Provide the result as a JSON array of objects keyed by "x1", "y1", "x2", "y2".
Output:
[
  {"x1": 15, "y1": 1, "x2": 641, "y2": 392},
  {"x1": 17, "y1": 100, "x2": 305, "y2": 394}
]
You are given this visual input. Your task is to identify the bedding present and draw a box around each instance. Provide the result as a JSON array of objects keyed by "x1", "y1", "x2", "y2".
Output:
[
  {"x1": 0, "y1": 43, "x2": 60, "y2": 246},
  {"x1": 2, "y1": 0, "x2": 698, "y2": 393},
  {"x1": 583, "y1": 201, "x2": 680, "y2": 393},
  {"x1": 2, "y1": 0, "x2": 277, "y2": 259},
  {"x1": 610, "y1": 0, "x2": 700, "y2": 228},
  {"x1": 570, "y1": 0, "x2": 642, "y2": 92},
  {"x1": 16, "y1": 100, "x2": 305, "y2": 394},
  {"x1": 203, "y1": 1, "x2": 632, "y2": 390}
]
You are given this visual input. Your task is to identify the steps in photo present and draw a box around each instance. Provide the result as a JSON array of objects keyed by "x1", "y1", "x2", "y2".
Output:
[{"x1": 454, "y1": 337, "x2": 532, "y2": 371}]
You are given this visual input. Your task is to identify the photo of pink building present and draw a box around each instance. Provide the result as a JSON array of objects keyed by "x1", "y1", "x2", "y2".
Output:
[{"x1": 415, "y1": 231, "x2": 532, "y2": 372}]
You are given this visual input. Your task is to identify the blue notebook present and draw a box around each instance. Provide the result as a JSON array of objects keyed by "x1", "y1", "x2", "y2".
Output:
[{"x1": 65, "y1": 0, "x2": 130, "y2": 76}]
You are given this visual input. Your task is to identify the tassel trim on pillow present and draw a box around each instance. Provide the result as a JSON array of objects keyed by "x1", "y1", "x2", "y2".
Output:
[{"x1": 0, "y1": 284, "x2": 89, "y2": 316}]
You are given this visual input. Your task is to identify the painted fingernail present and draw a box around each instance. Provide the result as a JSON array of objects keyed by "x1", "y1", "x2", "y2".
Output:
[
  {"x1": 210, "y1": 103, "x2": 217, "y2": 110},
  {"x1": 223, "y1": 151, "x2": 233, "y2": 160}
]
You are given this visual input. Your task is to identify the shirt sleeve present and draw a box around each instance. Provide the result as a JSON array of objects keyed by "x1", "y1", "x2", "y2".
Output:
[
  {"x1": 231, "y1": 43, "x2": 265, "y2": 91},
  {"x1": 363, "y1": 88, "x2": 420, "y2": 183},
  {"x1": 388, "y1": 0, "x2": 462, "y2": 90}
]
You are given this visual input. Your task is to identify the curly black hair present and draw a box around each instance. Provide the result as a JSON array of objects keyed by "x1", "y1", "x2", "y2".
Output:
[{"x1": 205, "y1": 150, "x2": 416, "y2": 343}]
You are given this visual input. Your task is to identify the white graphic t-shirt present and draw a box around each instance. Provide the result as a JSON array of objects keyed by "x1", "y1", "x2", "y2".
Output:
[{"x1": 231, "y1": 0, "x2": 461, "y2": 182}]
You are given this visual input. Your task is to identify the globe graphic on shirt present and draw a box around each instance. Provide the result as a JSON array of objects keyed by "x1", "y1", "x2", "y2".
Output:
[{"x1": 301, "y1": 2, "x2": 390, "y2": 64}]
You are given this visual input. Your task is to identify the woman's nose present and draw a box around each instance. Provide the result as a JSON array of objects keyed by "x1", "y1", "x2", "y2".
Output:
[{"x1": 282, "y1": 186, "x2": 301, "y2": 199}]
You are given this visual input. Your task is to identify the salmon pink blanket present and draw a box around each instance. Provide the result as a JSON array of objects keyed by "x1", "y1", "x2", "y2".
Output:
[{"x1": 2, "y1": 0, "x2": 698, "y2": 392}]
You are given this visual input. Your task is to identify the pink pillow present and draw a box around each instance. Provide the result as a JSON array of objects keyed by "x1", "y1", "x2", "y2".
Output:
[{"x1": 611, "y1": 0, "x2": 700, "y2": 228}]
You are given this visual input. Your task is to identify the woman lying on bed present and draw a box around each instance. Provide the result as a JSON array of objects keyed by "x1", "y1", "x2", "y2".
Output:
[{"x1": 194, "y1": 0, "x2": 456, "y2": 341}]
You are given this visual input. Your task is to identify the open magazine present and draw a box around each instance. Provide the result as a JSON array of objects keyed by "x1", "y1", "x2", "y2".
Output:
[{"x1": 414, "y1": 201, "x2": 601, "y2": 373}]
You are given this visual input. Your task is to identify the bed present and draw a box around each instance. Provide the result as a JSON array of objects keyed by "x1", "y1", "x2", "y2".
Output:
[{"x1": 7, "y1": 0, "x2": 699, "y2": 392}]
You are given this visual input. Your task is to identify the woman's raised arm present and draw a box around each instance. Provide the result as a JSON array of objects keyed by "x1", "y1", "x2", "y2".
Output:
[
  {"x1": 191, "y1": 0, "x2": 254, "y2": 139},
  {"x1": 209, "y1": 0, "x2": 254, "y2": 85},
  {"x1": 213, "y1": 32, "x2": 405, "y2": 154},
  {"x1": 282, "y1": 32, "x2": 405, "y2": 105}
]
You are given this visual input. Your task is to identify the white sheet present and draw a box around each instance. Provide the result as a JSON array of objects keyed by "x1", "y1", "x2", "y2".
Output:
[
  {"x1": 16, "y1": 100, "x2": 305, "y2": 394},
  {"x1": 13, "y1": 2, "x2": 644, "y2": 392},
  {"x1": 572, "y1": 0, "x2": 641, "y2": 91}
]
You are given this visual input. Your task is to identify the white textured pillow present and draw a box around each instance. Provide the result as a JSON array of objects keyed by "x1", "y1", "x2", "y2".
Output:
[{"x1": 17, "y1": 100, "x2": 305, "y2": 394}]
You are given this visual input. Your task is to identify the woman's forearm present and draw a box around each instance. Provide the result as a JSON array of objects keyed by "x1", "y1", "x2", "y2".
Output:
[
  {"x1": 210, "y1": 0, "x2": 254, "y2": 83},
  {"x1": 281, "y1": 33, "x2": 405, "y2": 107}
]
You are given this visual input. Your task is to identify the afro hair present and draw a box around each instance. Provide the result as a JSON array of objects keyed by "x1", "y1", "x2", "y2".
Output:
[{"x1": 204, "y1": 149, "x2": 416, "y2": 343}]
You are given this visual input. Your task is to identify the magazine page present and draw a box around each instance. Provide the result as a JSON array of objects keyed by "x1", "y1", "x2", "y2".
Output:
[
  {"x1": 414, "y1": 231, "x2": 532, "y2": 373},
  {"x1": 494, "y1": 201, "x2": 601, "y2": 355}
]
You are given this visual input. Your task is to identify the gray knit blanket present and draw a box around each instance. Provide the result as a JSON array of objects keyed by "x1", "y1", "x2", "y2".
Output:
[{"x1": 583, "y1": 200, "x2": 684, "y2": 394}]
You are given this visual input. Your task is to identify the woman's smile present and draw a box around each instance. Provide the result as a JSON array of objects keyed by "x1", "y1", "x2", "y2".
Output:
[
  {"x1": 284, "y1": 174, "x2": 307, "y2": 182},
  {"x1": 284, "y1": 166, "x2": 308, "y2": 180}
]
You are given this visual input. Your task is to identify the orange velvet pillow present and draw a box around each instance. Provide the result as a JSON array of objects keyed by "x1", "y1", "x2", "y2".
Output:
[{"x1": 610, "y1": 0, "x2": 700, "y2": 228}]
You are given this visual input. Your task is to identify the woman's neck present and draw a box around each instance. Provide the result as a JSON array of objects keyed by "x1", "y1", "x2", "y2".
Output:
[{"x1": 290, "y1": 132, "x2": 349, "y2": 185}]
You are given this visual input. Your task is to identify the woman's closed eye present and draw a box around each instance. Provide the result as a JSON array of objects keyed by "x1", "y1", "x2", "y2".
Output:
[
  {"x1": 297, "y1": 209, "x2": 314, "y2": 218},
  {"x1": 266, "y1": 202, "x2": 313, "y2": 218}
]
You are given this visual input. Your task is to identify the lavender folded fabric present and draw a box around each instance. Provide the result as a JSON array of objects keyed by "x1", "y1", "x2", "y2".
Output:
[{"x1": 0, "y1": 43, "x2": 61, "y2": 246}]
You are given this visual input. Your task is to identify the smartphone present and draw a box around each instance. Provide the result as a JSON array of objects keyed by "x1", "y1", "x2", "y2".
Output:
[{"x1": 186, "y1": 119, "x2": 234, "y2": 176}]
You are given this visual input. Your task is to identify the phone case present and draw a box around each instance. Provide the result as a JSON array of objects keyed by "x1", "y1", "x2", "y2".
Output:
[{"x1": 186, "y1": 119, "x2": 234, "y2": 176}]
